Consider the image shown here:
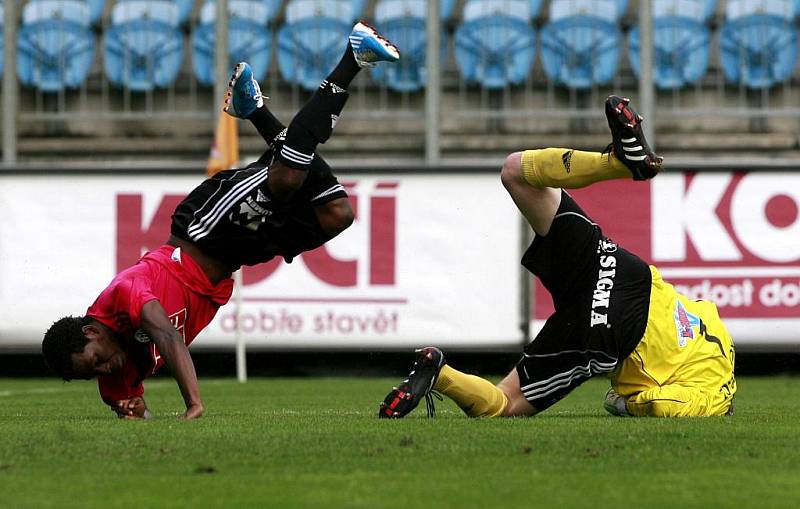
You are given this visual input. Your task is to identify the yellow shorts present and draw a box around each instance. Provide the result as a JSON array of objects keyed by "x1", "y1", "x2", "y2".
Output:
[{"x1": 609, "y1": 267, "x2": 736, "y2": 417}]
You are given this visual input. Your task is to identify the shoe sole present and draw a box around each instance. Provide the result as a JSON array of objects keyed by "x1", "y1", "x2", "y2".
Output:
[
  {"x1": 352, "y1": 20, "x2": 400, "y2": 61},
  {"x1": 605, "y1": 95, "x2": 662, "y2": 179},
  {"x1": 223, "y1": 63, "x2": 246, "y2": 116},
  {"x1": 377, "y1": 347, "x2": 444, "y2": 419},
  {"x1": 224, "y1": 62, "x2": 267, "y2": 118},
  {"x1": 606, "y1": 95, "x2": 643, "y2": 130},
  {"x1": 415, "y1": 347, "x2": 445, "y2": 395}
]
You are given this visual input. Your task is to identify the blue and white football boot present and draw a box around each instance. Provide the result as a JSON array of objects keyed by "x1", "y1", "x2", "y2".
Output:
[
  {"x1": 349, "y1": 21, "x2": 400, "y2": 68},
  {"x1": 224, "y1": 62, "x2": 265, "y2": 119}
]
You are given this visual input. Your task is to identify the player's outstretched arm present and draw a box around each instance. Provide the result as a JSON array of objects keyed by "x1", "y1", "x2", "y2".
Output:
[{"x1": 140, "y1": 300, "x2": 204, "y2": 420}]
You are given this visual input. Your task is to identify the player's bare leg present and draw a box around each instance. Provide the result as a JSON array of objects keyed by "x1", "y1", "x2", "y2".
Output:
[
  {"x1": 268, "y1": 22, "x2": 398, "y2": 200},
  {"x1": 225, "y1": 65, "x2": 354, "y2": 236},
  {"x1": 226, "y1": 22, "x2": 399, "y2": 201},
  {"x1": 500, "y1": 96, "x2": 662, "y2": 236},
  {"x1": 224, "y1": 64, "x2": 355, "y2": 237},
  {"x1": 225, "y1": 23, "x2": 398, "y2": 234}
]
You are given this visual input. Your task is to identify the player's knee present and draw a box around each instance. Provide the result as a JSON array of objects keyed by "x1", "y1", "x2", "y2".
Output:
[
  {"x1": 500, "y1": 152, "x2": 525, "y2": 191},
  {"x1": 497, "y1": 381, "x2": 537, "y2": 417}
]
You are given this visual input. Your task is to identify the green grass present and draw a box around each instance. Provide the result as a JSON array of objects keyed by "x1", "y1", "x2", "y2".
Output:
[{"x1": 0, "y1": 376, "x2": 799, "y2": 509}]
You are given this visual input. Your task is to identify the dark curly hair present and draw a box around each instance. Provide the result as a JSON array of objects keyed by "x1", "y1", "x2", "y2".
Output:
[{"x1": 42, "y1": 316, "x2": 92, "y2": 381}]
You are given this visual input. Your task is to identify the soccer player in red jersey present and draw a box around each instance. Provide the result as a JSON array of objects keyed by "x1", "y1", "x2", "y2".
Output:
[{"x1": 41, "y1": 23, "x2": 400, "y2": 419}]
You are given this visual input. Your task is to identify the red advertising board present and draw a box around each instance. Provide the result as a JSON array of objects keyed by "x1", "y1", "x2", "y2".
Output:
[{"x1": 534, "y1": 172, "x2": 800, "y2": 327}]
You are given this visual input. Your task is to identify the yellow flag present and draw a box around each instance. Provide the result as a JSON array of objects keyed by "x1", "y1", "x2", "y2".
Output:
[{"x1": 206, "y1": 112, "x2": 239, "y2": 176}]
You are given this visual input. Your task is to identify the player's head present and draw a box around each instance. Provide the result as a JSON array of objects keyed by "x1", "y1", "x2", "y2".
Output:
[{"x1": 42, "y1": 316, "x2": 126, "y2": 381}]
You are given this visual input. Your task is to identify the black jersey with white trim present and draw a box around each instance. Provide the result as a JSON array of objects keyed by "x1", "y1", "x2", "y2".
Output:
[{"x1": 171, "y1": 151, "x2": 347, "y2": 269}]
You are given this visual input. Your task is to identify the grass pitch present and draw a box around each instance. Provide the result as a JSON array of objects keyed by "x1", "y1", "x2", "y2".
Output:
[{"x1": 0, "y1": 376, "x2": 798, "y2": 509}]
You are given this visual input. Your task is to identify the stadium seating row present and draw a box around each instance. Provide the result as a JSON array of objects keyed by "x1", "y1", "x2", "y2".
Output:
[
  {"x1": 461, "y1": 0, "x2": 798, "y2": 90},
  {"x1": 4, "y1": 0, "x2": 799, "y2": 93}
]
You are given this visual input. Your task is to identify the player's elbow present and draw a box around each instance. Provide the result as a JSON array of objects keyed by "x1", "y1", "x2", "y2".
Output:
[
  {"x1": 323, "y1": 200, "x2": 355, "y2": 236},
  {"x1": 337, "y1": 204, "x2": 355, "y2": 232},
  {"x1": 150, "y1": 327, "x2": 185, "y2": 352}
]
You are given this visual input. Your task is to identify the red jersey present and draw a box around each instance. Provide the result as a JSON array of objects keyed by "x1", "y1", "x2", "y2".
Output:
[{"x1": 86, "y1": 245, "x2": 233, "y2": 404}]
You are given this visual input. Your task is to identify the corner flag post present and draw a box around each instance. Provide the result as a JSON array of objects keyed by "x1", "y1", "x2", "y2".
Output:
[{"x1": 207, "y1": 83, "x2": 247, "y2": 383}]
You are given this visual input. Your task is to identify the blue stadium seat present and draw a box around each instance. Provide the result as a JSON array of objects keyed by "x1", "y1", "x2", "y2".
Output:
[
  {"x1": 652, "y1": 0, "x2": 717, "y2": 21},
  {"x1": 540, "y1": 15, "x2": 621, "y2": 89},
  {"x1": 376, "y1": 0, "x2": 457, "y2": 22},
  {"x1": 21, "y1": 0, "x2": 93, "y2": 25},
  {"x1": 192, "y1": 1, "x2": 273, "y2": 86},
  {"x1": 277, "y1": 16, "x2": 350, "y2": 90},
  {"x1": 349, "y1": 0, "x2": 367, "y2": 20},
  {"x1": 110, "y1": 0, "x2": 182, "y2": 26},
  {"x1": 17, "y1": 0, "x2": 95, "y2": 91},
  {"x1": 29, "y1": 0, "x2": 106, "y2": 26},
  {"x1": 460, "y1": 0, "x2": 542, "y2": 20},
  {"x1": 114, "y1": 0, "x2": 193, "y2": 25},
  {"x1": 549, "y1": 0, "x2": 626, "y2": 21},
  {"x1": 719, "y1": 14, "x2": 798, "y2": 88},
  {"x1": 370, "y1": 0, "x2": 449, "y2": 92},
  {"x1": 284, "y1": 0, "x2": 363, "y2": 23},
  {"x1": 628, "y1": 16, "x2": 710, "y2": 89},
  {"x1": 462, "y1": 0, "x2": 535, "y2": 21},
  {"x1": 725, "y1": 0, "x2": 795, "y2": 20},
  {"x1": 442, "y1": 0, "x2": 458, "y2": 20},
  {"x1": 86, "y1": 0, "x2": 106, "y2": 24},
  {"x1": 104, "y1": 1, "x2": 184, "y2": 91},
  {"x1": 258, "y1": 0, "x2": 284, "y2": 22},
  {"x1": 454, "y1": 1, "x2": 537, "y2": 89},
  {"x1": 200, "y1": 0, "x2": 283, "y2": 24}
]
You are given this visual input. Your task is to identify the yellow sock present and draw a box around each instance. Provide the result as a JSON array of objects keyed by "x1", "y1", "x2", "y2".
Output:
[
  {"x1": 521, "y1": 148, "x2": 631, "y2": 189},
  {"x1": 433, "y1": 365, "x2": 508, "y2": 418}
]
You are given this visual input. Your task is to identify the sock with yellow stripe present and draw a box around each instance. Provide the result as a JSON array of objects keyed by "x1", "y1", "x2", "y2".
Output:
[
  {"x1": 521, "y1": 148, "x2": 631, "y2": 189},
  {"x1": 433, "y1": 365, "x2": 508, "y2": 418}
]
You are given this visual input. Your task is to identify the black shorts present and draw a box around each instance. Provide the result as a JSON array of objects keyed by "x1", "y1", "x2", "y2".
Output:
[{"x1": 517, "y1": 191, "x2": 651, "y2": 412}]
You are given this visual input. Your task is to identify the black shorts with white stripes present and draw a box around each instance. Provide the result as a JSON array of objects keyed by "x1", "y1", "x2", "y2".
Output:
[
  {"x1": 170, "y1": 150, "x2": 347, "y2": 269},
  {"x1": 517, "y1": 191, "x2": 651, "y2": 412}
]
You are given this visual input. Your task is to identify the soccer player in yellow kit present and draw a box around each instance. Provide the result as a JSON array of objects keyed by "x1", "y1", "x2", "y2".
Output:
[{"x1": 379, "y1": 96, "x2": 736, "y2": 419}]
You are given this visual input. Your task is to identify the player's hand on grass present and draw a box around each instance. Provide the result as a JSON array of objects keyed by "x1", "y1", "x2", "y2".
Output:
[
  {"x1": 112, "y1": 397, "x2": 151, "y2": 419},
  {"x1": 181, "y1": 402, "x2": 204, "y2": 420}
]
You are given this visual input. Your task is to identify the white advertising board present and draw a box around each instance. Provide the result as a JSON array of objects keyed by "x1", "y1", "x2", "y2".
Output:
[{"x1": 0, "y1": 172, "x2": 525, "y2": 350}]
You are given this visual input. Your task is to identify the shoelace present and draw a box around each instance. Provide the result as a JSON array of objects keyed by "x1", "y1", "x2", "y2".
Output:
[{"x1": 424, "y1": 391, "x2": 443, "y2": 418}]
